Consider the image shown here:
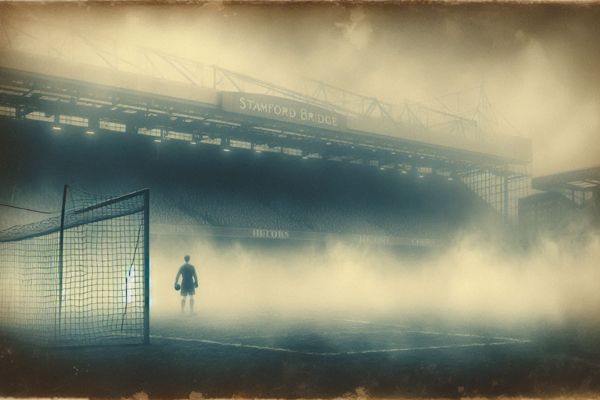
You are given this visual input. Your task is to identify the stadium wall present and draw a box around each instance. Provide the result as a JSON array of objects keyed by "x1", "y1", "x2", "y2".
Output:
[{"x1": 0, "y1": 118, "x2": 494, "y2": 246}]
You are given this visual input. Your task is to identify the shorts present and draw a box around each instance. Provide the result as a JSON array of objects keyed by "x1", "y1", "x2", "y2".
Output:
[{"x1": 180, "y1": 287, "x2": 195, "y2": 296}]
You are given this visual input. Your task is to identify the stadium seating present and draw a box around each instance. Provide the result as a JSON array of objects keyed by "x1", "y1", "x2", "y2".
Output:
[{"x1": 0, "y1": 130, "x2": 489, "y2": 238}]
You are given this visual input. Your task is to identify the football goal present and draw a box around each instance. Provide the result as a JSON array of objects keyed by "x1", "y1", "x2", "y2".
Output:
[{"x1": 0, "y1": 186, "x2": 149, "y2": 346}]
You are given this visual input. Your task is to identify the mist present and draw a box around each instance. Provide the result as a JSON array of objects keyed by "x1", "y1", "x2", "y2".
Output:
[
  {"x1": 2, "y1": 1, "x2": 600, "y2": 331},
  {"x1": 150, "y1": 230, "x2": 600, "y2": 331}
]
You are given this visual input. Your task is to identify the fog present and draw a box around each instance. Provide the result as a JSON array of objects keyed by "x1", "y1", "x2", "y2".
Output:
[
  {"x1": 1, "y1": 3, "x2": 599, "y2": 176},
  {"x1": 150, "y1": 231, "x2": 600, "y2": 330},
  {"x1": 1, "y1": 3, "x2": 599, "y2": 332}
]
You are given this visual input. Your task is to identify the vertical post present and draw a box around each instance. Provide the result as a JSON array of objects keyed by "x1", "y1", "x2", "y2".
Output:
[
  {"x1": 56, "y1": 184, "x2": 68, "y2": 341},
  {"x1": 143, "y1": 189, "x2": 150, "y2": 344},
  {"x1": 503, "y1": 175, "x2": 510, "y2": 224}
]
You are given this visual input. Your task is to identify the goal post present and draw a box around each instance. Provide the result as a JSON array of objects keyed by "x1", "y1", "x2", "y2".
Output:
[{"x1": 0, "y1": 187, "x2": 150, "y2": 346}]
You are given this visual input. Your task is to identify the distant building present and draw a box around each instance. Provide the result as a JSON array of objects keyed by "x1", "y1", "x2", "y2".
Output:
[{"x1": 519, "y1": 166, "x2": 600, "y2": 238}]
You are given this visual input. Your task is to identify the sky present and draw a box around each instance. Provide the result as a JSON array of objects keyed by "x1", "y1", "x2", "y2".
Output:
[{"x1": 1, "y1": 2, "x2": 599, "y2": 176}]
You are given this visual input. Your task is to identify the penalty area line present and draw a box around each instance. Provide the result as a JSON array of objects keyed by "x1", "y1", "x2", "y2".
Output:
[
  {"x1": 337, "y1": 319, "x2": 532, "y2": 344},
  {"x1": 150, "y1": 335, "x2": 530, "y2": 356}
]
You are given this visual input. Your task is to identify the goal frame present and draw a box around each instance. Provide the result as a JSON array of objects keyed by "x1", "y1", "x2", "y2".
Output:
[{"x1": 0, "y1": 186, "x2": 150, "y2": 346}]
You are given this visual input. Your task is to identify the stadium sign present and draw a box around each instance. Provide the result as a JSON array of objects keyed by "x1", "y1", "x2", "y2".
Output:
[
  {"x1": 221, "y1": 92, "x2": 346, "y2": 130},
  {"x1": 251, "y1": 228, "x2": 290, "y2": 240}
]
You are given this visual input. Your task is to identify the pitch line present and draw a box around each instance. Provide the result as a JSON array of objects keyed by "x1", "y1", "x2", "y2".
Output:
[
  {"x1": 150, "y1": 335, "x2": 530, "y2": 356},
  {"x1": 338, "y1": 319, "x2": 531, "y2": 344}
]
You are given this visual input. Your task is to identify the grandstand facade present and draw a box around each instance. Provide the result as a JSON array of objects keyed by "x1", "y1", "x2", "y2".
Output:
[{"x1": 0, "y1": 48, "x2": 532, "y2": 246}]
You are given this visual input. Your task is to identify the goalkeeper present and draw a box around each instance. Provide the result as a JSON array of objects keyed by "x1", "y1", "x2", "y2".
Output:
[{"x1": 174, "y1": 255, "x2": 199, "y2": 314}]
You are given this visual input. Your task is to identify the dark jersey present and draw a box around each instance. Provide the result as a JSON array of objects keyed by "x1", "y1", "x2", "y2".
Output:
[{"x1": 176, "y1": 263, "x2": 198, "y2": 291}]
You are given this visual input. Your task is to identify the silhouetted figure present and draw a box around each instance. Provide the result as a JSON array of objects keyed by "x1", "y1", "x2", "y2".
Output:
[{"x1": 174, "y1": 255, "x2": 199, "y2": 314}]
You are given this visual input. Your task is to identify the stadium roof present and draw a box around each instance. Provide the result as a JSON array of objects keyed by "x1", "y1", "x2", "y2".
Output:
[
  {"x1": 0, "y1": 49, "x2": 532, "y2": 170},
  {"x1": 532, "y1": 166, "x2": 600, "y2": 192}
]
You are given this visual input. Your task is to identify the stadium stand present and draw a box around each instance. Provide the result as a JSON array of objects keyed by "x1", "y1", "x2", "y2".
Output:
[{"x1": 0, "y1": 125, "x2": 491, "y2": 240}]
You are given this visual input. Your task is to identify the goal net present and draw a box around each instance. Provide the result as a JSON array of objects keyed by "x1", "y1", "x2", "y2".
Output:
[{"x1": 0, "y1": 187, "x2": 149, "y2": 346}]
